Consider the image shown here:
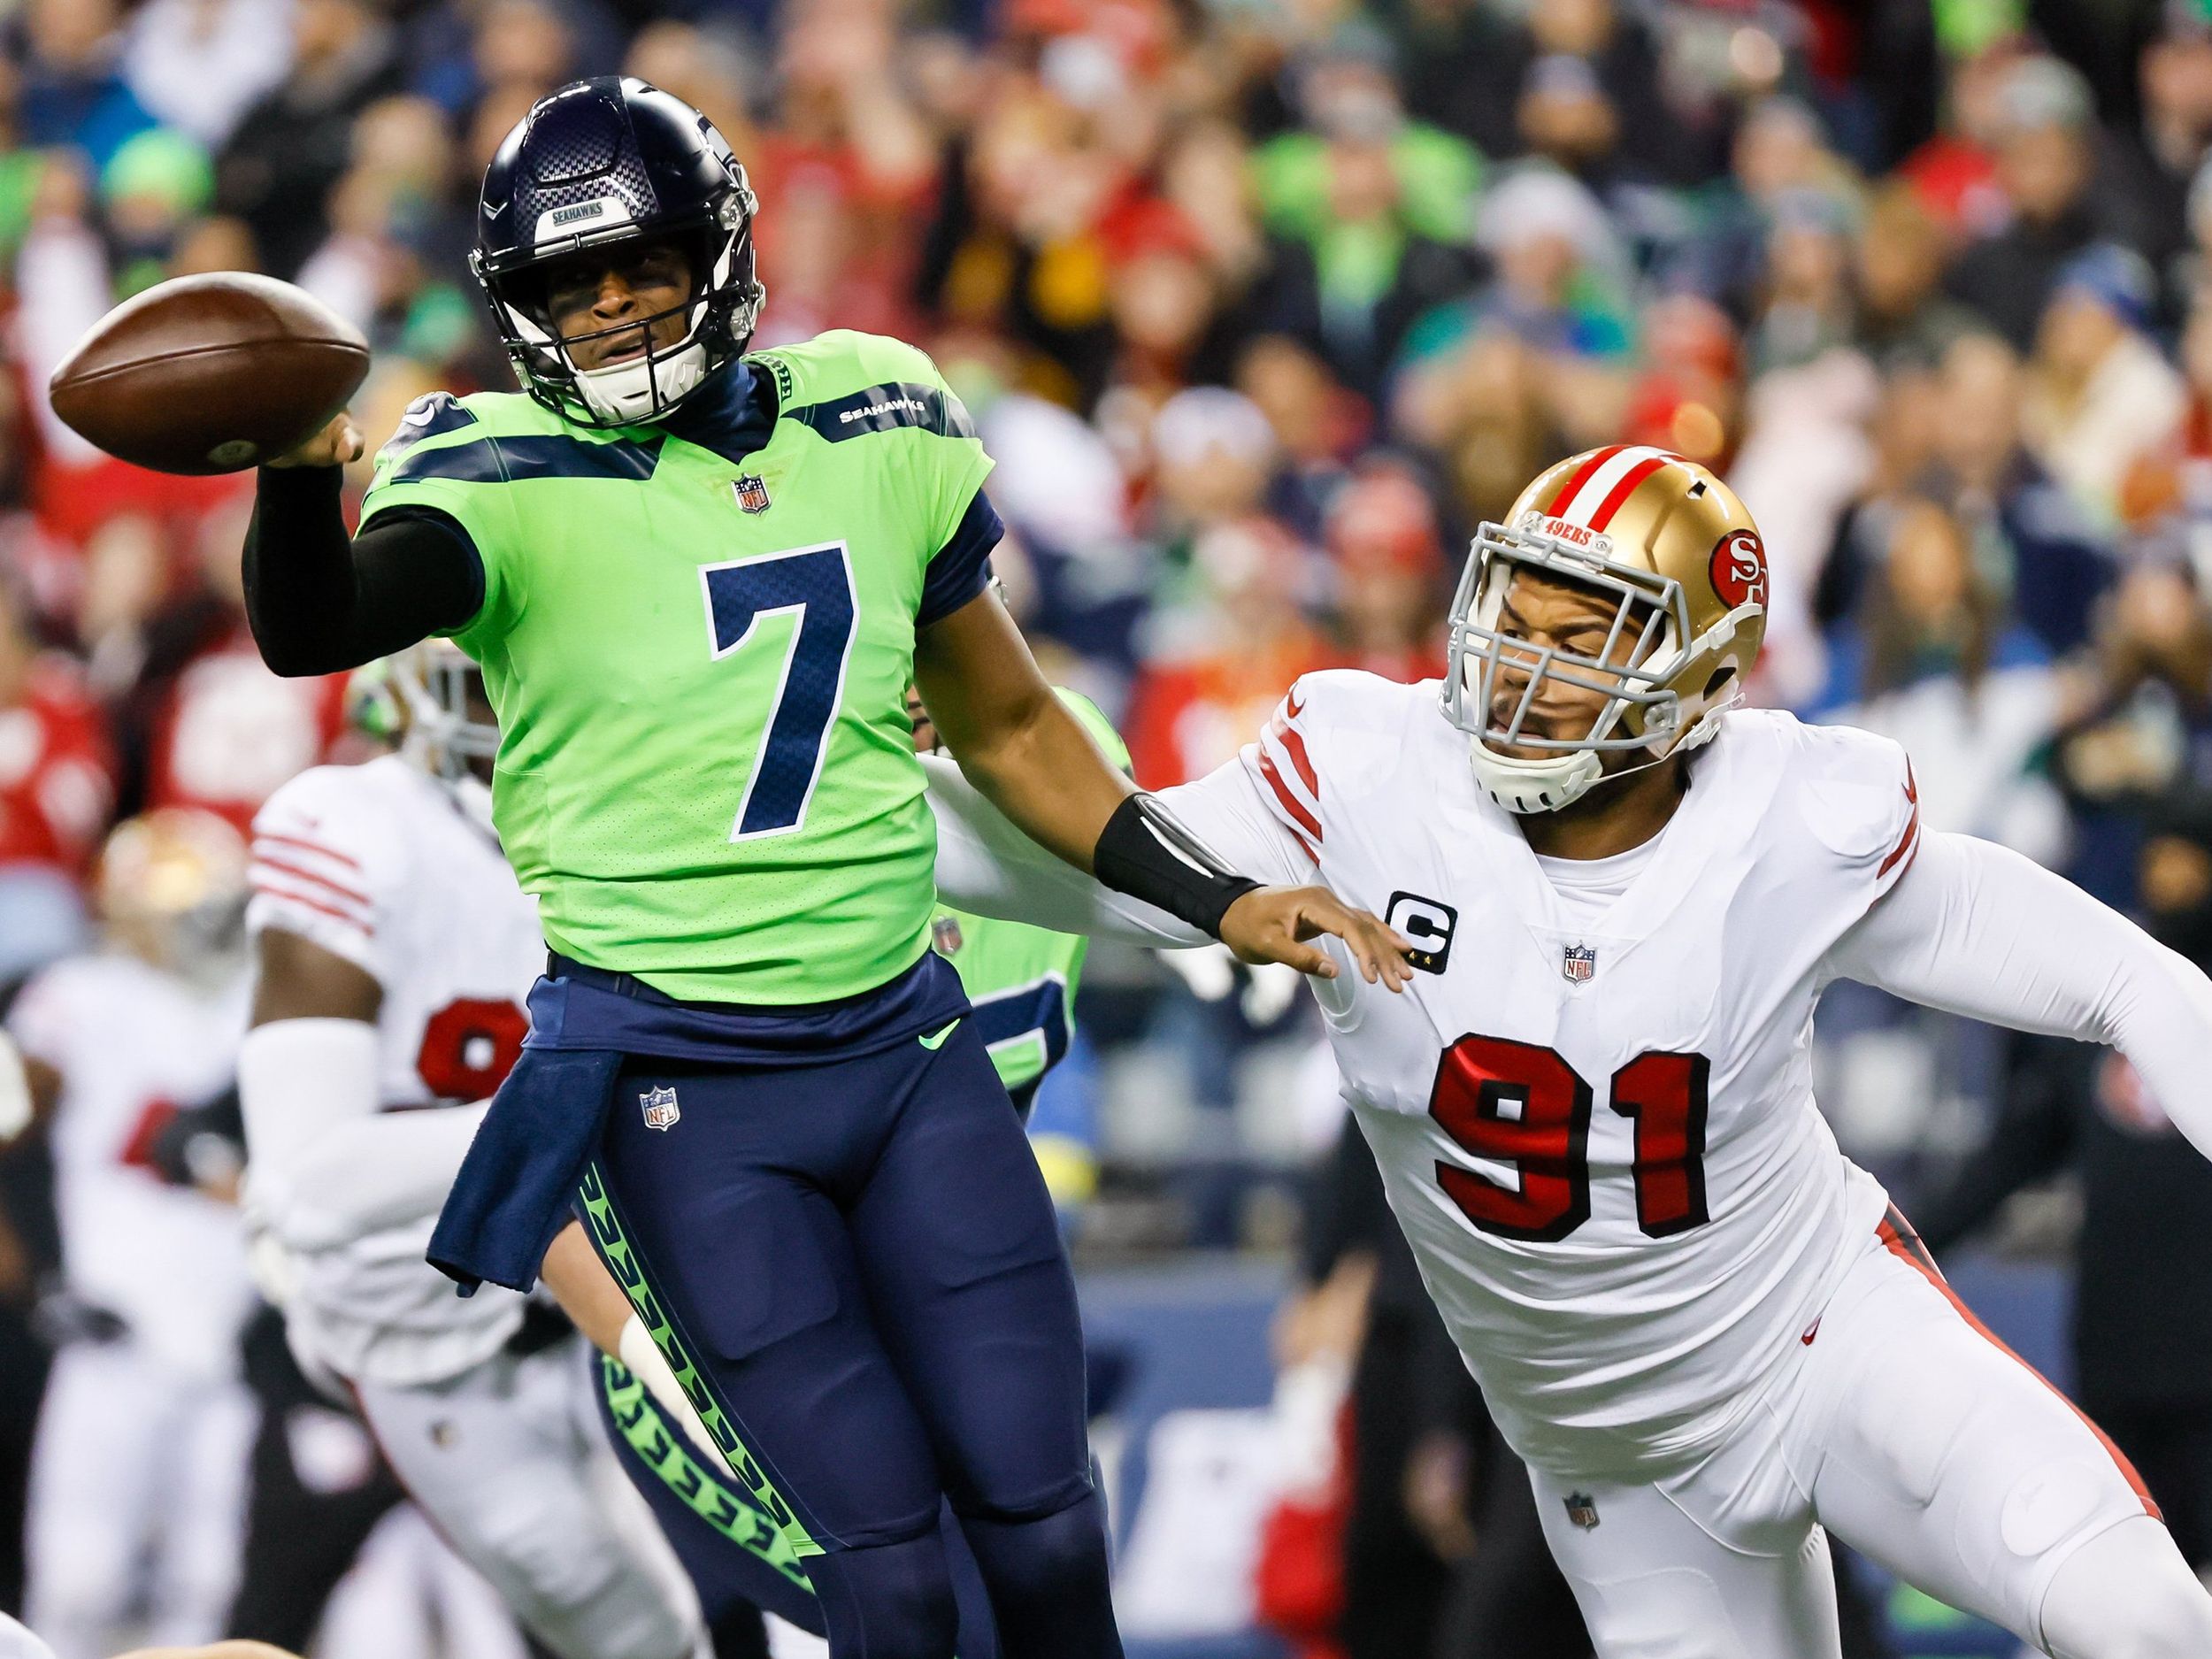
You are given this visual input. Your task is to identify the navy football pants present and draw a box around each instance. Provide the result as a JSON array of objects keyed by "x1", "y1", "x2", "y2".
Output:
[{"x1": 584, "y1": 1017, "x2": 1119, "y2": 1659}]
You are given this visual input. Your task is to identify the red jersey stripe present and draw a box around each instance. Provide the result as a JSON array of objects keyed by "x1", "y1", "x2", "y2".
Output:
[
  {"x1": 1257, "y1": 748, "x2": 1323, "y2": 839},
  {"x1": 1878, "y1": 805, "x2": 1921, "y2": 879},
  {"x1": 254, "y1": 830, "x2": 364, "y2": 870},
  {"x1": 252, "y1": 880, "x2": 374, "y2": 934},
  {"x1": 1268, "y1": 713, "x2": 1320, "y2": 797},
  {"x1": 251, "y1": 853, "x2": 372, "y2": 910}
]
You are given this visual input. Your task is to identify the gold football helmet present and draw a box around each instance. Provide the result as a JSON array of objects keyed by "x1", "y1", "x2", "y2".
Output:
[
  {"x1": 1442, "y1": 444, "x2": 1768, "y2": 813},
  {"x1": 96, "y1": 807, "x2": 250, "y2": 979}
]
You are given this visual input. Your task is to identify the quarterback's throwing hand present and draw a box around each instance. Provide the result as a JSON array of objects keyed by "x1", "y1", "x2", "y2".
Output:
[
  {"x1": 1221, "y1": 887, "x2": 1415, "y2": 990},
  {"x1": 265, "y1": 410, "x2": 365, "y2": 469}
]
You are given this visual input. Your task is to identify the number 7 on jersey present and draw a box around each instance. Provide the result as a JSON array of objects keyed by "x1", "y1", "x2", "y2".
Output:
[{"x1": 701, "y1": 542, "x2": 859, "y2": 841}]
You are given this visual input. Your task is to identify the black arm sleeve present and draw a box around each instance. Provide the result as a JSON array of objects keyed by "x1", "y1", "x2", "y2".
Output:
[
  {"x1": 243, "y1": 465, "x2": 486, "y2": 677},
  {"x1": 1092, "y1": 793, "x2": 1261, "y2": 939}
]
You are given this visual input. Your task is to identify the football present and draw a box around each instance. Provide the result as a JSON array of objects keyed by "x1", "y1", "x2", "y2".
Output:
[{"x1": 48, "y1": 272, "x2": 371, "y2": 476}]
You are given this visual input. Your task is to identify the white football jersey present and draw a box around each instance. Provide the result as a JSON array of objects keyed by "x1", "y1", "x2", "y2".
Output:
[
  {"x1": 1160, "y1": 672, "x2": 1923, "y2": 1480},
  {"x1": 247, "y1": 756, "x2": 546, "y2": 1387},
  {"x1": 7, "y1": 952, "x2": 250, "y2": 1380}
]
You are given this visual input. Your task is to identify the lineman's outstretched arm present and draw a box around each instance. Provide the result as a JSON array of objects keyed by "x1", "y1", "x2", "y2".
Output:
[
  {"x1": 915, "y1": 590, "x2": 1412, "y2": 986},
  {"x1": 1829, "y1": 831, "x2": 2212, "y2": 1162},
  {"x1": 920, "y1": 753, "x2": 1204, "y2": 946},
  {"x1": 242, "y1": 414, "x2": 482, "y2": 677}
]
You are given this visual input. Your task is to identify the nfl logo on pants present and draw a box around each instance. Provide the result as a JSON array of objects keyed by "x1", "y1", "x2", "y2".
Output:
[
  {"x1": 641, "y1": 1086, "x2": 681, "y2": 1131},
  {"x1": 1564, "y1": 1492, "x2": 1601, "y2": 1531}
]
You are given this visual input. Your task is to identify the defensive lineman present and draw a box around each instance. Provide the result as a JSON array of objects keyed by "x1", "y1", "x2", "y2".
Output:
[
  {"x1": 8, "y1": 813, "x2": 255, "y2": 1659},
  {"x1": 238, "y1": 641, "x2": 720, "y2": 1659},
  {"x1": 1058, "y1": 447, "x2": 2212, "y2": 1658},
  {"x1": 242, "y1": 75, "x2": 1406, "y2": 1659}
]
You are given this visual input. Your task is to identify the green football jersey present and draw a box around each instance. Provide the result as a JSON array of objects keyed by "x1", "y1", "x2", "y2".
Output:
[
  {"x1": 930, "y1": 690, "x2": 1127, "y2": 1096},
  {"x1": 358, "y1": 331, "x2": 993, "y2": 1002}
]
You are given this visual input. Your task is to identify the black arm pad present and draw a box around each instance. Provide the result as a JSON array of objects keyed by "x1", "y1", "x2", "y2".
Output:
[{"x1": 1092, "y1": 793, "x2": 1262, "y2": 940}]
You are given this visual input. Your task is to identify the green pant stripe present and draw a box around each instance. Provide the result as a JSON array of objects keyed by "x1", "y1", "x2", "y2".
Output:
[
  {"x1": 599, "y1": 1358, "x2": 815, "y2": 1591},
  {"x1": 577, "y1": 1161, "x2": 824, "y2": 1559}
]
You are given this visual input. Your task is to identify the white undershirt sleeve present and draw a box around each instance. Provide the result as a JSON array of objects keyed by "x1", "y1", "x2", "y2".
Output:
[
  {"x1": 921, "y1": 753, "x2": 1207, "y2": 946},
  {"x1": 278, "y1": 1102, "x2": 492, "y2": 1251},
  {"x1": 1826, "y1": 831, "x2": 2212, "y2": 1162}
]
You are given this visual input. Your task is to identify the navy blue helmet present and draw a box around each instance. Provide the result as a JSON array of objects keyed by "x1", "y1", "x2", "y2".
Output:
[{"x1": 472, "y1": 76, "x2": 765, "y2": 426}]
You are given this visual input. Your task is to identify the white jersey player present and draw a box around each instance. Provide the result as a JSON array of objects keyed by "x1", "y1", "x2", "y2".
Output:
[
  {"x1": 8, "y1": 810, "x2": 255, "y2": 1659},
  {"x1": 937, "y1": 446, "x2": 2212, "y2": 1659},
  {"x1": 239, "y1": 641, "x2": 707, "y2": 1659}
]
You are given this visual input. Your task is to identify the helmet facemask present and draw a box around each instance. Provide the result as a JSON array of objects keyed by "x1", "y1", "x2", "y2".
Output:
[
  {"x1": 475, "y1": 179, "x2": 764, "y2": 429},
  {"x1": 1441, "y1": 519, "x2": 1744, "y2": 815}
]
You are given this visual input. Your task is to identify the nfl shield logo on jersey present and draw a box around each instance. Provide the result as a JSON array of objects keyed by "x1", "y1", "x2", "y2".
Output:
[
  {"x1": 641, "y1": 1086, "x2": 681, "y2": 1132},
  {"x1": 1564, "y1": 1492, "x2": 1601, "y2": 1531},
  {"x1": 933, "y1": 916, "x2": 964, "y2": 956},
  {"x1": 732, "y1": 474, "x2": 772, "y2": 514},
  {"x1": 1562, "y1": 943, "x2": 1598, "y2": 984}
]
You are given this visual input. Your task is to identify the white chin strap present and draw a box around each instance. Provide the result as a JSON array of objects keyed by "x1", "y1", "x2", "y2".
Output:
[
  {"x1": 574, "y1": 336, "x2": 710, "y2": 423},
  {"x1": 1467, "y1": 741, "x2": 1606, "y2": 815}
]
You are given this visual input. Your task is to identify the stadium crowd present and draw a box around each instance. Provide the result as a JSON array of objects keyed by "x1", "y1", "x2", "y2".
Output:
[{"x1": 4, "y1": 0, "x2": 2212, "y2": 1655}]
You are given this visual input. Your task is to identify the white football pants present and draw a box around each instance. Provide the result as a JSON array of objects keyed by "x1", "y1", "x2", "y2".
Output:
[
  {"x1": 25, "y1": 1340, "x2": 252, "y2": 1659},
  {"x1": 351, "y1": 1333, "x2": 707, "y2": 1659},
  {"x1": 1528, "y1": 1224, "x2": 2212, "y2": 1658}
]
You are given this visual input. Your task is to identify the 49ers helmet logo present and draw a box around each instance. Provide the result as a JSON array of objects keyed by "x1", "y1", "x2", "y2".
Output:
[{"x1": 1709, "y1": 529, "x2": 1767, "y2": 610}]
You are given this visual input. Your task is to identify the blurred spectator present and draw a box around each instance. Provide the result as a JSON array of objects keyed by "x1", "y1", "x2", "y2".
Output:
[
  {"x1": 2101, "y1": 10, "x2": 2212, "y2": 307},
  {"x1": 1820, "y1": 497, "x2": 2065, "y2": 859},
  {"x1": 1947, "y1": 56, "x2": 2108, "y2": 349},
  {"x1": 1916, "y1": 331, "x2": 2114, "y2": 659},
  {"x1": 1851, "y1": 180, "x2": 1980, "y2": 370},
  {"x1": 1252, "y1": 24, "x2": 1482, "y2": 398},
  {"x1": 14, "y1": 0, "x2": 156, "y2": 173},
  {"x1": 1746, "y1": 187, "x2": 1856, "y2": 375},
  {"x1": 2023, "y1": 245, "x2": 2187, "y2": 533},
  {"x1": 216, "y1": 0, "x2": 403, "y2": 278},
  {"x1": 1125, "y1": 515, "x2": 1336, "y2": 790},
  {"x1": 1321, "y1": 463, "x2": 1447, "y2": 684},
  {"x1": 0, "y1": 580, "x2": 105, "y2": 986},
  {"x1": 121, "y1": 0, "x2": 293, "y2": 150},
  {"x1": 135, "y1": 502, "x2": 346, "y2": 838}
]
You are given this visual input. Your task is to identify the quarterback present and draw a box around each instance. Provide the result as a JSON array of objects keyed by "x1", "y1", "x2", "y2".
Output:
[
  {"x1": 242, "y1": 76, "x2": 1405, "y2": 1659},
  {"x1": 968, "y1": 445, "x2": 2212, "y2": 1659}
]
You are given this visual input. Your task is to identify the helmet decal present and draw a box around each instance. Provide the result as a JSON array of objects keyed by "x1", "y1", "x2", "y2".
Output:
[{"x1": 1709, "y1": 530, "x2": 1768, "y2": 611}]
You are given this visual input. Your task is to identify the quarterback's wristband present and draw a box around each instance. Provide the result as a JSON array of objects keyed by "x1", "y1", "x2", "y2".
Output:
[{"x1": 1093, "y1": 794, "x2": 1261, "y2": 940}]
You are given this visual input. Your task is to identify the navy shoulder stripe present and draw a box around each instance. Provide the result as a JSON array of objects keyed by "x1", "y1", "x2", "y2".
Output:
[
  {"x1": 388, "y1": 432, "x2": 664, "y2": 485},
  {"x1": 789, "y1": 381, "x2": 978, "y2": 443},
  {"x1": 378, "y1": 393, "x2": 479, "y2": 463}
]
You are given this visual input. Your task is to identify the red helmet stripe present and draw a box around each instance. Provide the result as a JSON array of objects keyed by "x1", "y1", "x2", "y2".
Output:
[
  {"x1": 1545, "y1": 446, "x2": 1624, "y2": 517},
  {"x1": 1586, "y1": 456, "x2": 1671, "y2": 533}
]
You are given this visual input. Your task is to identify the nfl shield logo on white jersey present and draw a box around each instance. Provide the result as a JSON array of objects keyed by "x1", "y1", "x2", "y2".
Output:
[
  {"x1": 733, "y1": 474, "x2": 771, "y2": 513},
  {"x1": 1564, "y1": 1492, "x2": 1600, "y2": 1531},
  {"x1": 1562, "y1": 943, "x2": 1598, "y2": 984},
  {"x1": 641, "y1": 1086, "x2": 681, "y2": 1132}
]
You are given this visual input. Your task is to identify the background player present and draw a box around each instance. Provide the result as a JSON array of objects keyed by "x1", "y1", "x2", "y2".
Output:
[
  {"x1": 238, "y1": 640, "x2": 749, "y2": 1659},
  {"x1": 6, "y1": 813, "x2": 255, "y2": 1659},
  {"x1": 242, "y1": 73, "x2": 1407, "y2": 1659},
  {"x1": 1042, "y1": 447, "x2": 2212, "y2": 1659}
]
